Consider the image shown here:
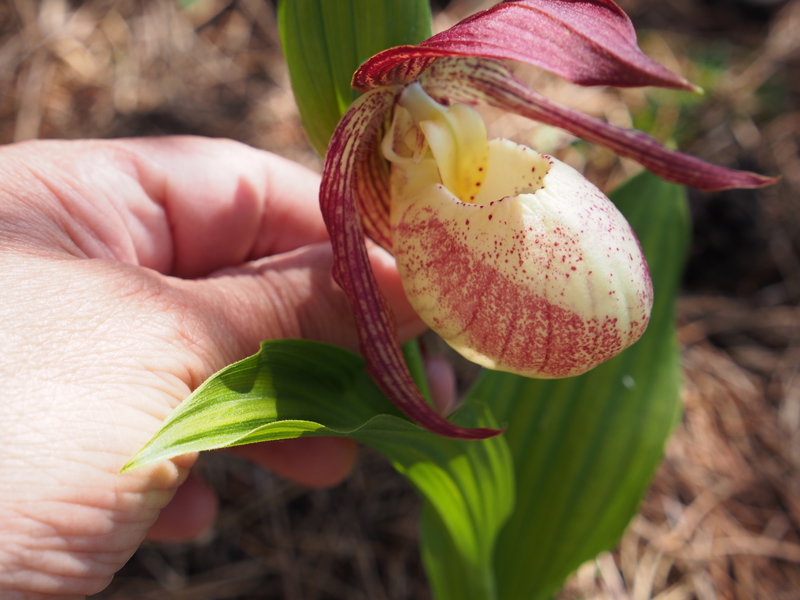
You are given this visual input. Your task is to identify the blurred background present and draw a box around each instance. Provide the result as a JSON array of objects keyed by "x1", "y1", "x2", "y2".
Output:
[{"x1": 1, "y1": 0, "x2": 798, "y2": 597}]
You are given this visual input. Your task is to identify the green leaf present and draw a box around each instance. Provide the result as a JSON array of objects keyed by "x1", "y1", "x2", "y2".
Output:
[
  {"x1": 123, "y1": 339, "x2": 514, "y2": 600},
  {"x1": 459, "y1": 171, "x2": 687, "y2": 599},
  {"x1": 121, "y1": 340, "x2": 395, "y2": 471},
  {"x1": 278, "y1": 0, "x2": 433, "y2": 155},
  {"x1": 361, "y1": 402, "x2": 513, "y2": 600}
]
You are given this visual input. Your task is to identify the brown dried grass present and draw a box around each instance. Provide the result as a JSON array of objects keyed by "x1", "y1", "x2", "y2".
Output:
[{"x1": 1, "y1": 0, "x2": 797, "y2": 598}]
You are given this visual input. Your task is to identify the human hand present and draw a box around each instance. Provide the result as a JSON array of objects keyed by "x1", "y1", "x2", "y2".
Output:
[{"x1": 0, "y1": 137, "x2": 430, "y2": 599}]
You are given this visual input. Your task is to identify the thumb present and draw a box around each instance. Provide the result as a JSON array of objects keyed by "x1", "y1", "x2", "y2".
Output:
[{"x1": 178, "y1": 241, "x2": 425, "y2": 374}]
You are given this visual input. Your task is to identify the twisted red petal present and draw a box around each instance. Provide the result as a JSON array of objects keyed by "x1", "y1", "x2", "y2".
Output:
[
  {"x1": 320, "y1": 87, "x2": 500, "y2": 439},
  {"x1": 419, "y1": 59, "x2": 776, "y2": 190},
  {"x1": 354, "y1": 0, "x2": 694, "y2": 92}
]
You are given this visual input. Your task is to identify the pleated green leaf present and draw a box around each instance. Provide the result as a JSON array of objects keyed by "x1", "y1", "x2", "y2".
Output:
[
  {"x1": 459, "y1": 171, "x2": 687, "y2": 600},
  {"x1": 122, "y1": 338, "x2": 514, "y2": 597},
  {"x1": 122, "y1": 340, "x2": 396, "y2": 471},
  {"x1": 416, "y1": 400, "x2": 514, "y2": 600},
  {"x1": 278, "y1": 0, "x2": 432, "y2": 155},
  {"x1": 361, "y1": 402, "x2": 513, "y2": 599}
]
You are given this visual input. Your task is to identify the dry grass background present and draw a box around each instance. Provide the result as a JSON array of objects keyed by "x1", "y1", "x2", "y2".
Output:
[{"x1": 1, "y1": 0, "x2": 798, "y2": 598}]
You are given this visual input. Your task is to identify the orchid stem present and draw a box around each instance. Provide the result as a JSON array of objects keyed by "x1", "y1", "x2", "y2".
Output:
[{"x1": 402, "y1": 339, "x2": 434, "y2": 407}]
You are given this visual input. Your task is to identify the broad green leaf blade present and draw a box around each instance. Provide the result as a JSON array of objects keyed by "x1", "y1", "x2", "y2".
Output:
[
  {"x1": 467, "y1": 171, "x2": 688, "y2": 599},
  {"x1": 122, "y1": 340, "x2": 399, "y2": 471},
  {"x1": 123, "y1": 338, "x2": 514, "y2": 600},
  {"x1": 278, "y1": 0, "x2": 433, "y2": 155},
  {"x1": 359, "y1": 402, "x2": 513, "y2": 600}
]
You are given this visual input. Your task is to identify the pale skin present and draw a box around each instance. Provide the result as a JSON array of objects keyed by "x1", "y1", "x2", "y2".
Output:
[{"x1": 0, "y1": 137, "x2": 449, "y2": 599}]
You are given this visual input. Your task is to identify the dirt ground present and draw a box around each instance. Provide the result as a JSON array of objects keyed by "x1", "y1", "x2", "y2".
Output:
[{"x1": 1, "y1": 0, "x2": 798, "y2": 598}]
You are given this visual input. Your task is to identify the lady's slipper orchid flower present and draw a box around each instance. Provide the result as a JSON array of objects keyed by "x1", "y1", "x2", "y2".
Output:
[
  {"x1": 385, "y1": 82, "x2": 653, "y2": 380},
  {"x1": 319, "y1": 0, "x2": 775, "y2": 439}
]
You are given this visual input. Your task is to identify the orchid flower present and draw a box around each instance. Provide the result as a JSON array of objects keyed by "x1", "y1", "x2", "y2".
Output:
[{"x1": 320, "y1": 0, "x2": 774, "y2": 439}]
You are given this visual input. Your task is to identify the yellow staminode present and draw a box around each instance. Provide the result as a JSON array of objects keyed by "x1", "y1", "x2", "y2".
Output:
[{"x1": 383, "y1": 82, "x2": 489, "y2": 204}]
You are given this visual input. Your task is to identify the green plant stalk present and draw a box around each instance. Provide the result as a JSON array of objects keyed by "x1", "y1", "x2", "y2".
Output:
[{"x1": 402, "y1": 339, "x2": 433, "y2": 405}]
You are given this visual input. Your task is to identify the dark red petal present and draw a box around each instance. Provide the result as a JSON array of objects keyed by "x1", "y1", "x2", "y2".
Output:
[
  {"x1": 354, "y1": 135, "x2": 393, "y2": 252},
  {"x1": 320, "y1": 87, "x2": 500, "y2": 440},
  {"x1": 354, "y1": 0, "x2": 694, "y2": 92},
  {"x1": 419, "y1": 59, "x2": 776, "y2": 190}
]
